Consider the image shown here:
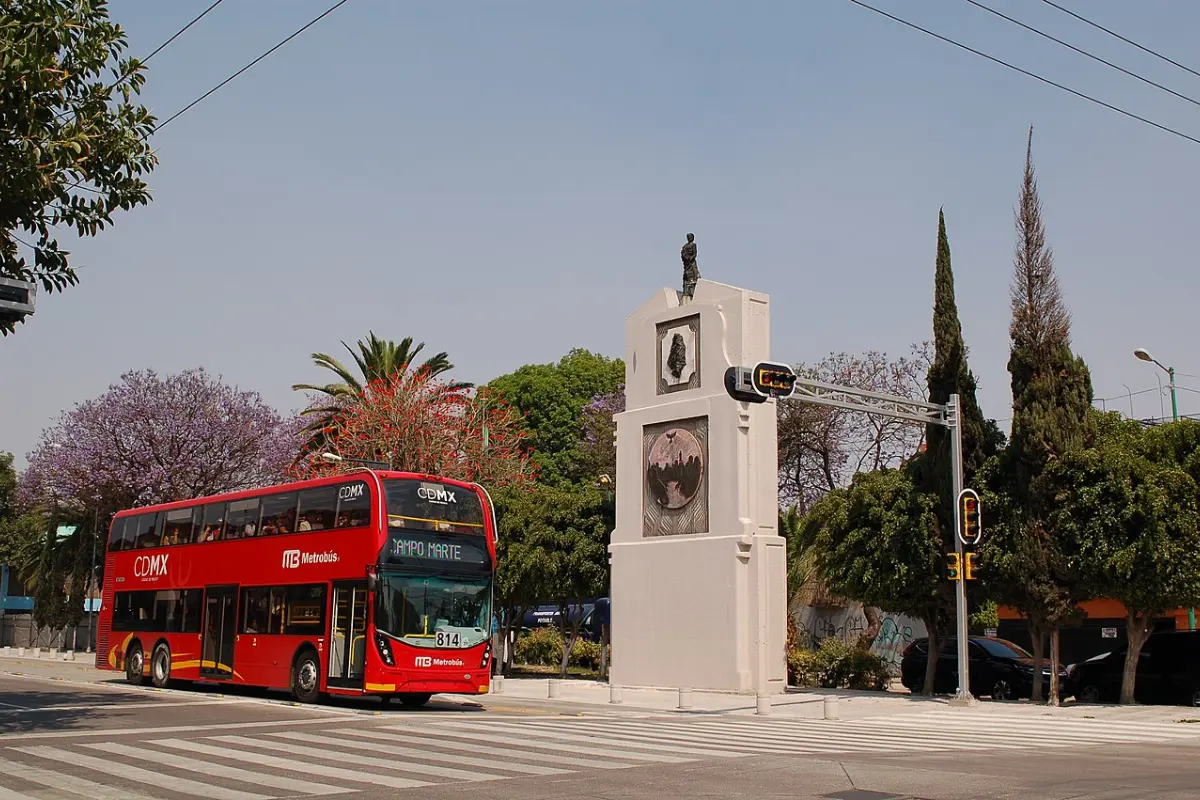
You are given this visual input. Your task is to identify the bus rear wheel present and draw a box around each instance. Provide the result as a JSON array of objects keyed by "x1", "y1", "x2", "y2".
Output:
[
  {"x1": 292, "y1": 649, "x2": 322, "y2": 704},
  {"x1": 125, "y1": 643, "x2": 147, "y2": 686},
  {"x1": 151, "y1": 643, "x2": 174, "y2": 689},
  {"x1": 399, "y1": 692, "x2": 432, "y2": 709}
]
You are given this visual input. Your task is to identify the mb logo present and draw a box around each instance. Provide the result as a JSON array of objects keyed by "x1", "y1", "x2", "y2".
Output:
[
  {"x1": 282, "y1": 550, "x2": 301, "y2": 569},
  {"x1": 414, "y1": 656, "x2": 432, "y2": 667}
]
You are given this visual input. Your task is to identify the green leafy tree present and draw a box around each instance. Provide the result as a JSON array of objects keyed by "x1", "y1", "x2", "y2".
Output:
[
  {"x1": 989, "y1": 128, "x2": 1094, "y2": 703},
  {"x1": 293, "y1": 332, "x2": 469, "y2": 460},
  {"x1": 1, "y1": 0, "x2": 157, "y2": 334},
  {"x1": 491, "y1": 485, "x2": 553, "y2": 674},
  {"x1": 797, "y1": 469, "x2": 943, "y2": 694},
  {"x1": 1044, "y1": 418, "x2": 1200, "y2": 704},
  {"x1": 0, "y1": 452, "x2": 45, "y2": 581},
  {"x1": 487, "y1": 349, "x2": 624, "y2": 487}
]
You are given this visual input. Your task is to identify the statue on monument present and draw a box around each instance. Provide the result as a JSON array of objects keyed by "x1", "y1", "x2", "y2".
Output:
[{"x1": 680, "y1": 233, "x2": 699, "y2": 302}]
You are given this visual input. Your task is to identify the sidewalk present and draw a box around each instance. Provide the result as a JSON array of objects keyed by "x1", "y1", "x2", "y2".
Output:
[{"x1": 489, "y1": 674, "x2": 1200, "y2": 724}]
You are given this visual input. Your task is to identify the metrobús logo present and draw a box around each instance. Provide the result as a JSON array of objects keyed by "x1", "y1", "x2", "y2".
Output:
[
  {"x1": 281, "y1": 549, "x2": 340, "y2": 569},
  {"x1": 414, "y1": 656, "x2": 465, "y2": 668},
  {"x1": 133, "y1": 553, "x2": 168, "y2": 580}
]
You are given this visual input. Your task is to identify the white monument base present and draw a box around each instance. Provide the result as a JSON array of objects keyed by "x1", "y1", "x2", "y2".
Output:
[{"x1": 608, "y1": 278, "x2": 787, "y2": 695}]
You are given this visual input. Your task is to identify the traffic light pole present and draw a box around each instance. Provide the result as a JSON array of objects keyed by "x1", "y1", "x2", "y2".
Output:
[
  {"x1": 948, "y1": 394, "x2": 973, "y2": 706},
  {"x1": 726, "y1": 366, "x2": 976, "y2": 706}
]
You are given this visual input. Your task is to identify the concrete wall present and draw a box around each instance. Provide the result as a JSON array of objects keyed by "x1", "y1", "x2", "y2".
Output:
[
  {"x1": 790, "y1": 603, "x2": 927, "y2": 671},
  {"x1": 0, "y1": 613, "x2": 98, "y2": 651}
]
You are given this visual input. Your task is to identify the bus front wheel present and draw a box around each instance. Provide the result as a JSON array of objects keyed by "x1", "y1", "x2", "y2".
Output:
[
  {"x1": 292, "y1": 650, "x2": 322, "y2": 704},
  {"x1": 399, "y1": 692, "x2": 432, "y2": 709}
]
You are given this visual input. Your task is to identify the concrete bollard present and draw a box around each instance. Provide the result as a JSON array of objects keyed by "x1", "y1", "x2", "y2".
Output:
[
  {"x1": 16, "y1": 647, "x2": 25, "y2": 657},
  {"x1": 609, "y1": 684, "x2": 623, "y2": 704},
  {"x1": 824, "y1": 696, "x2": 840, "y2": 720},
  {"x1": 48, "y1": 649, "x2": 58, "y2": 659},
  {"x1": 678, "y1": 687, "x2": 693, "y2": 711},
  {"x1": 1, "y1": 647, "x2": 9, "y2": 657},
  {"x1": 547, "y1": 679, "x2": 560, "y2": 699},
  {"x1": 492, "y1": 675, "x2": 504, "y2": 694},
  {"x1": 755, "y1": 692, "x2": 771, "y2": 716}
]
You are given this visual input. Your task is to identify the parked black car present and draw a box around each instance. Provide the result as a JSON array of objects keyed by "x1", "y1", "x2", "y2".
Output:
[
  {"x1": 1067, "y1": 630, "x2": 1200, "y2": 706},
  {"x1": 901, "y1": 635, "x2": 1065, "y2": 699}
]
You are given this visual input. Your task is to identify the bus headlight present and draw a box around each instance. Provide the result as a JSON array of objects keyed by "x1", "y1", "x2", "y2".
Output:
[
  {"x1": 374, "y1": 632, "x2": 395, "y2": 666},
  {"x1": 480, "y1": 643, "x2": 491, "y2": 670}
]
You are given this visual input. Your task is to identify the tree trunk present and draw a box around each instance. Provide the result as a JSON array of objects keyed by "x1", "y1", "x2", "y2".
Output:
[
  {"x1": 1121, "y1": 611, "x2": 1152, "y2": 705},
  {"x1": 1028, "y1": 619, "x2": 1045, "y2": 702},
  {"x1": 922, "y1": 617, "x2": 939, "y2": 695},
  {"x1": 1048, "y1": 627, "x2": 1060, "y2": 707},
  {"x1": 856, "y1": 606, "x2": 883, "y2": 652},
  {"x1": 559, "y1": 618, "x2": 584, "y2": 679}
]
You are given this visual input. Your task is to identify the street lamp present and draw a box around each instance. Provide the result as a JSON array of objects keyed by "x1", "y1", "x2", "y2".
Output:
[
  {"x1": 319, "y1": 452, "x2": 391, "y2": 470},
  {"x1": 1134, "y1": 347, "x2": 1188, "y2": 631},
  {"x1": 1133, "y1": 348, "x2": 1179, "y2": 422}
]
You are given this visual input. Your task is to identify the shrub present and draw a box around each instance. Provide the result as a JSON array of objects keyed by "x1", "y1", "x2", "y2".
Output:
[
  {"x1": 514, "y1": 627, "x2": 563, "y2": 666},
  {"x1": 787, "y1": 638, "x2": 890, "y2": 691},
  {"x1": 571, "y1": 638, "x2": 602, "y2": 669}
]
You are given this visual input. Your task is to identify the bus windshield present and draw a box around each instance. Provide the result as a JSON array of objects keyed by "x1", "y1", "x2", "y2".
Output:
[
  {"x1": 374, "y1": 573, "x2": 491, "y2": 649},
  {"x1": 384, "y1": 478, "x2": 484, "y2": 535}
]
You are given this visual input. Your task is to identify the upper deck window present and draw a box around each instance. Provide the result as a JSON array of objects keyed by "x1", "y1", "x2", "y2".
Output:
[{"x1": 383, "y1": 479, "x2": 483, "y2": 535}]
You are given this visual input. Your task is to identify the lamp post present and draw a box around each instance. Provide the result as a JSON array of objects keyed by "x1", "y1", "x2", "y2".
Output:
[
  {"x1": 1134, "y1": 347, "x2": 1188, "y2": 630},
  {"x1": 1134, "y1": 348, "x2": 1179, "y2": 423},
  {"x1": 319, "y1": 452, "x2": 391, "y2": 470}
]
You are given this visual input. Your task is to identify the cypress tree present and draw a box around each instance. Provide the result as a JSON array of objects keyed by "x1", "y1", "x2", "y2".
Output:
[
  {"x1": 911, "y1": 208, "x2": 988, "y2": 694},
  {"x1": 1002, "y1": 127, "x2": 1094, "y2": 703}
]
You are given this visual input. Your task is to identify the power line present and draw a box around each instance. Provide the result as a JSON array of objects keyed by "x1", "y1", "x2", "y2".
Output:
[
  {"x1": 1037, "y1": 0, "x2": 1200, "y2": 82},
  {"x1": 964, "y1": 0, "x2": 1200, "y2": 110},
  {"x1": 143, "y1": 0, "x2": 229, "y2": 64},
  {"x1": 157, "y1": 0, "x2": 352, "y2": 131},
  {"x1": 844, "y1": 0, "x2": 1200, "y2": 147}
]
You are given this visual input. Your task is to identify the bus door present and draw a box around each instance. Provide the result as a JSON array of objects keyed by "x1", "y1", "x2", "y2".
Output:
[
  {"x1": 201, "y1": 585, "x2": 238, "y2": 679},
  {"x1": 328, "y1": 580, "x2": 368, "y2": 688}
]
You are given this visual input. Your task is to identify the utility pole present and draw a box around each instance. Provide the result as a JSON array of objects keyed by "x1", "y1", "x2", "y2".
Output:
[
  {"x1": 948, "y1": 394, "x2": 972, "y2": 705},
  {"x1": 85, "y1": 508, "x2": 99, "y2": 653}
]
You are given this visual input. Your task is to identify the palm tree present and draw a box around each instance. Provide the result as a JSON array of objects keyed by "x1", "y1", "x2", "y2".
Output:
[{"x1": 292, "y1": 332, "x2": 472, "y2": 461}]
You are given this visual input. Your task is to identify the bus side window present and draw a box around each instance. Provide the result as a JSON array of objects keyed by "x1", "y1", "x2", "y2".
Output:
[
  {"x1": 108, "y1": 517, "x2": 128, "y2": 552},
  {"x1": 259, "y1": 492, "x2": 298, "y2": 536},
  {"x1": 134, "y1": 513, "x2": 162, "y2": 548},
  {"x1": 200, "y1": 502, "x2": 226, "y2": 542},
  {"x1": 297, "y1": 487, "x2": 337, "y2": 531},
  {"x1": 163, "y1": 509, "x2": 193, "y2": 546},
  {"x1": 335, "y1": 481, "x2": 371, "y2": 529}
]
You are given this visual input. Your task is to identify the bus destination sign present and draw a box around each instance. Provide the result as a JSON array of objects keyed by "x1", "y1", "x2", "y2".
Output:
[{"x1": 383, "y1": 531, "x2": 490, "y2": 571}]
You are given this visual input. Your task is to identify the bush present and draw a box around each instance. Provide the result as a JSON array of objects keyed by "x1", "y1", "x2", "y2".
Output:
[
  {"x1": 514, "y1": 627, "x2": 563, "y2": 666},
  {"x1": 513, "y1": 627, "x2": 606, "y2": 670},
  {"x1": 787, "y1": 638, "x2": 890, "y2": 691}
]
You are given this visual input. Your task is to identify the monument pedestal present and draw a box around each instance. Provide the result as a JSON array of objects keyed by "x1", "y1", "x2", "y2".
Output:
[{"x1": 608, "y1": 279, "x2": 787, "y2": 695}]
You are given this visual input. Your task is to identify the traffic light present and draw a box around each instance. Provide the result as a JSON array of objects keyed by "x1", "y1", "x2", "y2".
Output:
[
  {"x1": 964, "y1": 552, "x2": 979, "y2": 581},
  {"x1": 946, "y1": 552, "x2": 962, "y2": 581},
  {"x1": 751, "y1": 361, "x2": 798, "y2": 398},
  {"x1": 957, "y1": 489, "x2": 982, "y2": 546},
  {"x1": 0, "y1": 277, "x2": 36, "y2": 329}
]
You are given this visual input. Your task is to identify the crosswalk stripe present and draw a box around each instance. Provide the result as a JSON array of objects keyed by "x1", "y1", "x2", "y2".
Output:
[
  {"x1": 13, "y1": 746, "x2": 273, "y2": 800},
  {"x1": 337, "y1": 728, "x2": 631, "y2": 770},
  {"x1": 208, "y1": 734, "x2": 501, "y2": 783},
  {"x1": 82, "y1": 741, "x2": 352, "y2": 796},
  {"x1": 853, "y1": 716, "x2": 1200, "y2": 742},
  {"x1": 382, "y1": 724, "x2": 692, "y2": 763},
  {"x1": 686, "y1": 717, "x2": 1080, "y2": 750},
  {"x1": 443, "y1": 719, "x2": 751, "y2": 758},
  {"x1": 683, "y1": 719, "x2": 1027, "y2": 752},
  {"x1": 156, "y1": 739, "x2": 432, "y2": 790},
  {"x1": 0, "y1": 755, "x2": 160, "y2": 800},
  {"x1": 266, "y1": 731, "x2": 569, "y2": 776},
  {"x1": 505, "y1": 718, "x2": 816, "y2": 755},
  {"x1": 0, "y1": 785, "x2": 41, "y2": 800}
]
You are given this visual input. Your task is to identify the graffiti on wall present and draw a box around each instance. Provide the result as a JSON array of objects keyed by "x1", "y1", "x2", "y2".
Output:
[{"x1": 792, "y1": 604, "x2": 925, "y2": 668}]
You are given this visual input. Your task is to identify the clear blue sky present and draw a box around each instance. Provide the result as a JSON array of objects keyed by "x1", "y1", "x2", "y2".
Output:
[{"x1": 4, "y1": 0, "x2": 1199, "y2": 467}]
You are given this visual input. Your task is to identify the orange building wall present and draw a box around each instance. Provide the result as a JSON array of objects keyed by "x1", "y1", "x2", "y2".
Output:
[{"x1": 998, "y1": 600, "x2": 1192, "y2": 630}]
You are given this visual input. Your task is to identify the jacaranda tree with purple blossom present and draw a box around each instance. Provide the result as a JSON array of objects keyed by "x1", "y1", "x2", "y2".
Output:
[
  {"x1": 578, "y1": 388, "x2": 624, "y2": 492},
  {"x1": 20, "y1": 368, "x2": 304, "y2": 516}
]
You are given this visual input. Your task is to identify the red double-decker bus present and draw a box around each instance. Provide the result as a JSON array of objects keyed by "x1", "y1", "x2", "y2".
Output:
[{"x1": 95, "y1": 470, "x2": 496, "y2": 707}]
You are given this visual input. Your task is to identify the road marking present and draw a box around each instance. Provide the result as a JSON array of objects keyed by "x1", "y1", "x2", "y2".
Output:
[
  {"x1": 13, "y1": 746, "x2": 273, "y2": 800},
  {"x1": 339, "y1": 728, "x2": 626, "y2": 770},
  {"x1": 156, "y1": 739, "x2": 433, "y2": 789},
  {"x1": 210, "y1": 734, "x2": 504, "y2": 782},
  {"x1": 442, "y1": 719, "x2": 749, "y2": 757},
  {"x1": 83, "y1": 741, "x2": 353, "y2": 796},
  {"x1": 0, "y1": 785, "x2": 41, "y2": 800},
  {"x1": 0, "y1": 699, "x2": 232, "y2": 714},
  {"x1": 0, "y1": 713, "x2": 365, "y2": 741},
  {"x1": 268, "y1": 730, "x2": 569, "y2": 776},
  {"x1": 0, "y1": 701, "x2": 31, "y2": 710},
  {"x1": 0, "y1": 755, "x2": 159, "y2": 800},
  {"x1": 383, "y1": 724, "x2": 692, "y2": 763}
]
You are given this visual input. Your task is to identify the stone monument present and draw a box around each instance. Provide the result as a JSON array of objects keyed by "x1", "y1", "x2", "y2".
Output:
[{"x1": 608, "y1": 246, "x2": 787, "y2": 695}]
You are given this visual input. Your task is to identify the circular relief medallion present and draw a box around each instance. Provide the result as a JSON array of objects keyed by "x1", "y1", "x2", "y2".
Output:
[{"x1": 646, "y1": 428, "x2": 704, "y2": 510}]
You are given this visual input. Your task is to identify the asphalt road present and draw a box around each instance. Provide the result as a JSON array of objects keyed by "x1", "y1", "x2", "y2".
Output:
[{"x1": 2, "y1": 671, "x2": 1199, "y2": 799}]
